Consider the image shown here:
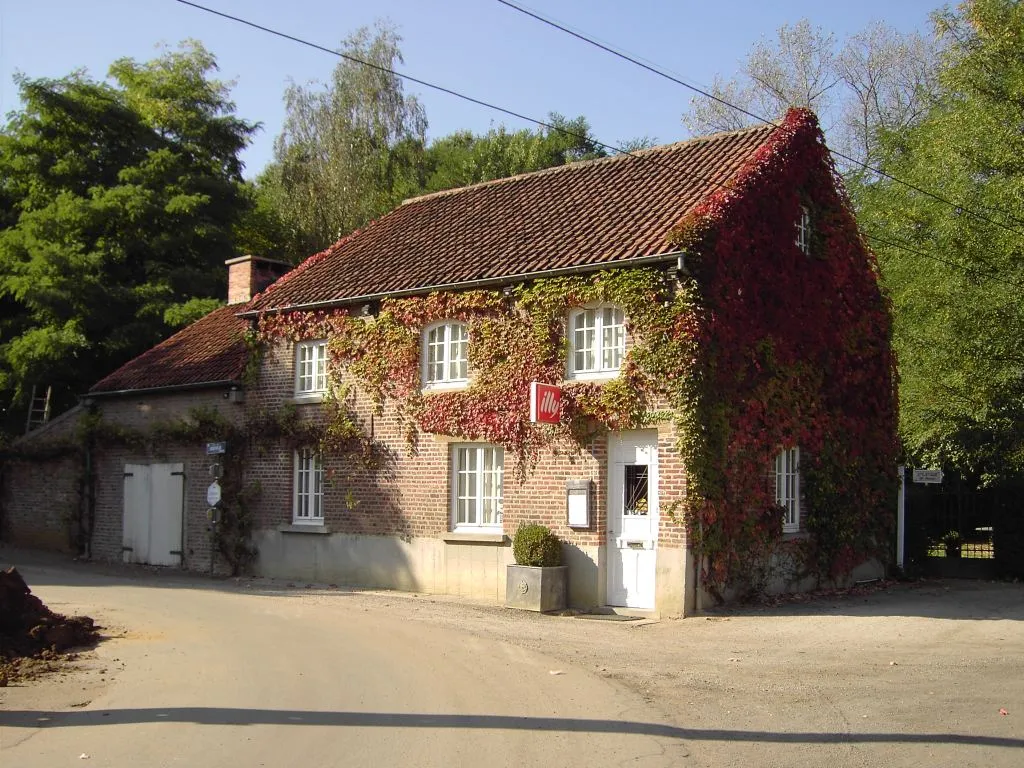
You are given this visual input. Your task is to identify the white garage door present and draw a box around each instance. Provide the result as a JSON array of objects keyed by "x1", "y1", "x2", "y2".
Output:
[{"x1": 123, "y1": 463, "x2": 184, "y2": 566}]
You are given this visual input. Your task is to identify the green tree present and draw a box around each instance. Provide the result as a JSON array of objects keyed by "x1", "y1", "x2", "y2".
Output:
[
  {"x1": 264, "y1": 22, "x2": 427, "y2": 256},
  {"x1": 0, "y1": 41, "x2": 256, "y2": 435},
  {"x1": 420, "y1": 114, "x2": 606, "y2": 193},
  {"x1": 854, "y1": 0, "x2": 1024, "y2": 482}
]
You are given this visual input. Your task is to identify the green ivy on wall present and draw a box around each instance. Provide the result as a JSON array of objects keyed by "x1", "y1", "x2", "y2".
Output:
[{"x1": 249, "y1": 110, "x2": 897, "y2": 598}]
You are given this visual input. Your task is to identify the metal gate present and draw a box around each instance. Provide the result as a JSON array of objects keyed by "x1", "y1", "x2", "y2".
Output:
[{"x1": 903, "y1": 469, "x2": 1022, "y2": 579}]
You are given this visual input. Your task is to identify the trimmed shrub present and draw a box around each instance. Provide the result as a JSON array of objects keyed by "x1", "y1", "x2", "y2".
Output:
[{"x1": 513, "y1": 523, "x2": 563, "y2": 567}]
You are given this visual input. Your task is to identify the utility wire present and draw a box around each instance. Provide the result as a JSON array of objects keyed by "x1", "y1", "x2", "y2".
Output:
[
  {"x1": 173, "y1": 0, "x2": 1019, "y2": 290},
  {"x1": 862, "y1": 231, "x2": 1024, "y2": 290},
  {"x1": 173, "y1": 2, "x2": 700, "y2": 170},
  {"x1": 173, "y1": 0, "x2": 763, "y2": 217},
  {"x1": 495, "y1": 0, "x2": 1024, "y2": 238}
]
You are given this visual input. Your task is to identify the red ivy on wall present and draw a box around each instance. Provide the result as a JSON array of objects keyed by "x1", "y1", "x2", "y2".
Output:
[
  {"x1": 252, "y1": 108, "x2": 898, "y2": 596},
  {"x1": 674, "y1": 108, "x2": 899, "y2": 594}
]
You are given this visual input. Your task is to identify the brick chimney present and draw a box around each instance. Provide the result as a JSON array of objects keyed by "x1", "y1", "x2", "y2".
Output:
[{"x1": 225, "y1": 255, "x2": 291, "y2": 305}]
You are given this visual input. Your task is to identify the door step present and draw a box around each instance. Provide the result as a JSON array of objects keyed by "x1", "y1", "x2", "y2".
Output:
[{"x1": 577, "y1": 606, "x2": 657, "y2": 621}]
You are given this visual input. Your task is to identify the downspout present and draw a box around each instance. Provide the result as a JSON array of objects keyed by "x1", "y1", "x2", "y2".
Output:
[
  {"x1": 83, "y1": 433, "x2": 96, "y2": 559},
  {"x1": 0, "y1": 462, "x2": 6, "y2": 544}
]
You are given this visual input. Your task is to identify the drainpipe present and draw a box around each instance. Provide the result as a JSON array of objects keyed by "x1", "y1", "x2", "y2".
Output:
[
  {"x1": 83, "y1": 437, "x2": 96, "y2": 559},
  {"x1": 0, "y1": 464, "x2": 6, "y2": 544}
]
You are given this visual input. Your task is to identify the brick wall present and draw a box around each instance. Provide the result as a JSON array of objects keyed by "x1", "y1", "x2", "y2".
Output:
[
  {"x1": 248, "y1": 337, "x2": 688, "y2": 551},
  {"x1": 4, "y1": 313, "x2": 689, "y2": 594},
  {"x1": 89, "y1": 390, "x2": 246, "y2": 572},
  {"x1": 1, "y1": 407, "x2": 83, "y2": 552}
]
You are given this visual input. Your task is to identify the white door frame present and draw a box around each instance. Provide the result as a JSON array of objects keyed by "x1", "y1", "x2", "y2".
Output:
[{"x1": 606, "y1": 430, "x2": 659, "y2": 609}]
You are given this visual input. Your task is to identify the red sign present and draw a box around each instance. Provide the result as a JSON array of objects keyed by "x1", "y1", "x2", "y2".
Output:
[{"x1": 530, "y1": 382, "x2": 561, "y2": 424}]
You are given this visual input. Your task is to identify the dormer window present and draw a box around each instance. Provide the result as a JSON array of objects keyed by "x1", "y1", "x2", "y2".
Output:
[
  {"x1": 568, "y1": 306, "x2": 625, "y2": 379},
  {"x1": 423, "y1": 321, "x2": 469, "y2": 387},
  {"x1": 796, "y1": 205, "x2": 811, "y2": 255},
  {"x1": 295, "y1": 340, "x2": 328, "y2": 396}
]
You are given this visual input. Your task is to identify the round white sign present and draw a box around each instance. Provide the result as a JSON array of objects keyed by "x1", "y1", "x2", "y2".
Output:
[{"x1": 206, "y1": 481, "x2": 222, "y2": 507}]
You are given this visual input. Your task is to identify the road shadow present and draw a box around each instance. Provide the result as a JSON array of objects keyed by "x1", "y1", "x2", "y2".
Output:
[{"x1": 1, "y1": 707, "x2": 1021, "y2": 749}]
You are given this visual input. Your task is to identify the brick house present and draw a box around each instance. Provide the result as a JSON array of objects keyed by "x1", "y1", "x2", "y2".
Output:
[
  {"x1": 1, "y1": 110, "x2": 897, "y2": 615},
  {"x1": 0, "y1": 257, "x2": 287, "y2": 570}
]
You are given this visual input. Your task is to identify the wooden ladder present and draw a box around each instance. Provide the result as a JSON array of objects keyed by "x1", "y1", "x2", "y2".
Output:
[{"x1": 25, "y1": 384, "x2": 52, "y2": 433}]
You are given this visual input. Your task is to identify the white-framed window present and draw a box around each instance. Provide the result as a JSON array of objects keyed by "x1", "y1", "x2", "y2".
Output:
[
  {"x1": 293, "y1": 448, "x2": 324, "y2": 525},
  {"x1": 775, "y1": 446, "x2": 800, "y2": 533},
  {"x1": 294, "y1": 340, "x2": 328, "y2": 396},
  {"x1": 567, "y1": 306, "x2": 625, "y2": 379},
  {"x1": 795, "y1": 205, "x2": 811, "y2": 255},
  {"x1": 423, "y1": 321, "x2": 469, "y2": 388},
  {"x1": 451, "y1": 444, "x2": 503, "y2": 531}
]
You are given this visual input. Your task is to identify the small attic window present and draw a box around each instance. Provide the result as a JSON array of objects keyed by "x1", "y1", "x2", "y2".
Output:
[{"x1": 795, "y1": 206, "x2": 811, "y2": 255}]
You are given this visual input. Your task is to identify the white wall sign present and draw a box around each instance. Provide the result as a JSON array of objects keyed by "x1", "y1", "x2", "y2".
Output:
[
  {"x1": 206, "y1": 481, "x2": 222, "y2": 506},
  {"x1": 912, "y1": 469, "x2": 944, "y2": 484},
  {"x1": 567, "y1": 489, "x2": 588, "y2": 527}
]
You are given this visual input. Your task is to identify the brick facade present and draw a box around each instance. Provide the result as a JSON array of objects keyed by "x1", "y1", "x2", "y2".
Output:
[
  {"x1": 87, "y1": 391, "x2": 245, "y2": 571},
  {"x1": 241, "y1": 331, "x2": 691, "y2": 612},
  {"x1": 1, "y1": 325, "x2": 692, "y2": 614},
  {"x1": 1, "y1": 407, "x2": 82, "y2": 552},
  {"x1": 1, "y1": 389, "x2": 245, "y2": 575}
]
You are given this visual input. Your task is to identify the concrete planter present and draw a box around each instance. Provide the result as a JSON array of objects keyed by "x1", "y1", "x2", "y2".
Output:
[{"x1": 505, "y1": 564, "x2": 568, "y2": 612}]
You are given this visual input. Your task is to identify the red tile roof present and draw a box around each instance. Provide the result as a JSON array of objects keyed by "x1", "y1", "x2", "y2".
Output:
[
  {"x1": 248, "y1": 123, "x2": 778, "y2": 312},
  {"x1": 90, "y1": 304, "x2": 249, "y2": 394}
]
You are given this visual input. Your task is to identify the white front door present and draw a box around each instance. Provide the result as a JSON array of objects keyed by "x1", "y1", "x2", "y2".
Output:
[
  {"x1": 607, "y1": 431, "x2": 659, "y2": 609},
  {"x1": 123, "y1": 463, "x2": 184, "y2": 566}
]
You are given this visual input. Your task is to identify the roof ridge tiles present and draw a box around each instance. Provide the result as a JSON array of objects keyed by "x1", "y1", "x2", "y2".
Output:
[
  {"x1": 243, "y1": 114, "x2": 800, "y2": 314},
  {"x1": 401, "y1": 122, "x2": 778, "y2": 207}
]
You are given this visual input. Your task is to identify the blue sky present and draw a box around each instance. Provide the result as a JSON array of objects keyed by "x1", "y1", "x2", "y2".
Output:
[{"x1": 0, "y1": 0, "x2": 941, "y2": 177}]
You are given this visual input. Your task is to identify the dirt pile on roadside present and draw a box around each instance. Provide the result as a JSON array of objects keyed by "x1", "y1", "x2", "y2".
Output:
[{"x1": 0, "y1": 567, "x2": 98, "y2": 683}]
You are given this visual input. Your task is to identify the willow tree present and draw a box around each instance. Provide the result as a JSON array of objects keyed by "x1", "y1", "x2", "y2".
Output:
[{"x1": 264, "y1": 22, "x2": 428, "y2": 256}]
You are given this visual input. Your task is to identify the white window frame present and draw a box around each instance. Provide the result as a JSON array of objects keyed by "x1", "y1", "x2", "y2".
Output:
[
  {"x1": 294, "y1": 339, "x2": 328, "y2": 398},
  {"x1": 293, "y1": 448, "x2": 325, "y2": 525},
  {"x1": 450, "y1": 444, "x2": 504, "y2": 532},
  {"x1": 566, "y1": 305, "x2": 625, "y2": 380},
  {"x1": 422, "y1": 321, "x2": 469, "y2": 389},
  {"x1": 775, "y1": 447, "x2": 800, "y2": 533},
  {"x1": 795, "y1": 205, "x2": 811, "y2": 255}
]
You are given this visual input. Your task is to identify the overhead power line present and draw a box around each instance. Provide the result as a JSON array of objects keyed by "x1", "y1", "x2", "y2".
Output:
[
  {"x1": 495, "y1": 0, "x2": 1024, "y2": 239},
  {"x1": 862, "y1": 232, "x2": 1024, "y2": 290},
  {"x1": 172, "y1": 0, "x2": 1018, "y2": 290},
  {"x1": 172, "y1": 1, "x2": 752, "y2": 207},
  {"x1": 174, "y1": 3, "x2": 658, "y2": 163}
]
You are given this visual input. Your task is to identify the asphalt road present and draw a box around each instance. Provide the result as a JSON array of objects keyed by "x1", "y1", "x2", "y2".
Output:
[{"x1": 1, "y1": 565, "x2": 686, "y2": 768}]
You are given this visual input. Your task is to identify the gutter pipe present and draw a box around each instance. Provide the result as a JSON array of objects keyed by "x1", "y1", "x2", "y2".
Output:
[{"x1": 238, "y1": 250, "x2": 688, "y2": 318}]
